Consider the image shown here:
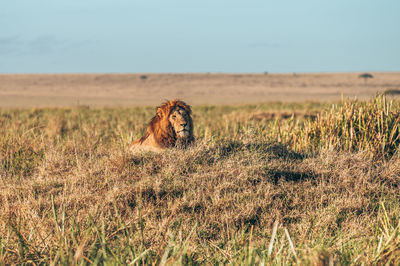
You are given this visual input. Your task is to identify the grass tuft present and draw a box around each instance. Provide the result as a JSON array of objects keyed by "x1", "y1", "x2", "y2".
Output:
[{"x1": 272, "y1": 95, "x2": 400, "y2": 158}]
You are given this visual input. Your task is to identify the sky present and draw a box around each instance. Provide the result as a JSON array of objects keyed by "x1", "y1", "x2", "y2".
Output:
[{"x1": 1, "y1": 0, "x2": 399, "y2": 73}]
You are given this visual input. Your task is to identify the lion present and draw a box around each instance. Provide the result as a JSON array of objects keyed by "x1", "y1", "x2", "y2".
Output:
[{"x1": 130, "y1": 100, "x2": 194, "y2": 153}]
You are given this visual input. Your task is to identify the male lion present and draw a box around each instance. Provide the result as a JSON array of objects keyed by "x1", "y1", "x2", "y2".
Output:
[{"x1": 130, "y1": 100, "x2": 194, "y2": 153}]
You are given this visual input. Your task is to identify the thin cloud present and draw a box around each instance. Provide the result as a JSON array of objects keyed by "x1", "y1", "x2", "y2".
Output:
[
  {"x1": 29, "y1": 35, "x2": 62, "y2": 54},
  {"x1": 248, "y1": 42, "x2": 283, "y2": 48},
  {"x1": 0, "y1": 35, "x2": 76, "y2": 56},
  {"x1": 0, "y1": 36, "x2": 23, "y2": 55}
]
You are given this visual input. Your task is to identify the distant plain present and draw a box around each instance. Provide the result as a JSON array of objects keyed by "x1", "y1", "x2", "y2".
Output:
[{"x1": 1, "y1": 72, "x2": 399, "y2": 107}]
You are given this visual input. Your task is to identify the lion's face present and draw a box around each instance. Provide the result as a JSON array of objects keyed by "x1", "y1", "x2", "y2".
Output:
[{"x1": 169, "y1": 107, "x2": 191, "y2": 139}]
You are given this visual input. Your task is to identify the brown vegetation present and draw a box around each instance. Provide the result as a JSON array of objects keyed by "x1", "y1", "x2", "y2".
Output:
[{"x1": 1, "y1": 98, "x2": 400, "y2": 264}]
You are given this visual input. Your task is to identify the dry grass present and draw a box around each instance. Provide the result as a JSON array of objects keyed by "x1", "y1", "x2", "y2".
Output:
[
  {"x1": 270, "y1": 96, "x2": 400, "y2": 158},
  {"x1": 1, "y1": 98, "x2": 400, "y2": 264}
]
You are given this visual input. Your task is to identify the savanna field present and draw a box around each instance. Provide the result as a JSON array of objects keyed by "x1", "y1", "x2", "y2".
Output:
[{"x1": 1, "y1": 96, "x2": 400, "y2": 264}]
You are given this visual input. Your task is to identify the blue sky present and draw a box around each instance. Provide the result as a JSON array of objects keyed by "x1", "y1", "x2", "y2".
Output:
[{"x1": 1, "y1": 0, "x2": 399, "y2": 73}]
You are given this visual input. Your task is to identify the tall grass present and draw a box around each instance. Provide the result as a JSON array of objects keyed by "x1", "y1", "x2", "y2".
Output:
[
  {"x1": 271, "y1": 95, "x2": 400, "y2": 158},
  {"x1": 1, "y1": 96, "x2": 400, "y2": 264}
]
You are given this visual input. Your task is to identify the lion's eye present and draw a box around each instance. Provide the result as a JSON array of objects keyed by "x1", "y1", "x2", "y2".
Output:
[{"x1": 172, "y1": 115, "x2": 176, "y2": 119}]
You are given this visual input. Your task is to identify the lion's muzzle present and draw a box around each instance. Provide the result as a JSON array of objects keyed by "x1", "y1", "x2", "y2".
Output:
[{"x1": 177, "y1": 128, "x2": 190, "y2": 138}]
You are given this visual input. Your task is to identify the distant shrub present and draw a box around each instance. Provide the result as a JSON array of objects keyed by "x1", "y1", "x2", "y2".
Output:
[
  {"x1": 359, "y1": 73, "x2": 373, "y2": 82},
  {"x1": 384, "y1": 89, "x2": 400, "y2": 96},
  {"x1": 140, "y1": 75, "x2": 147, "y2": 80}
]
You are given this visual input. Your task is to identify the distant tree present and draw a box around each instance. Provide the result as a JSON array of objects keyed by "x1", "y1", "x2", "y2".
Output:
[
  {"x1": 384, "y1": 89, "x2": 400, "y2": 96},
  {"x1": 140, "y1": 75, "x2": 147, "y2": 81},
  {"x1": 359, "y1": 73, "x2": 373, "y2": 82},
  {"x1": 264, "y1": 71, "x2": 268, "y2": 75}
]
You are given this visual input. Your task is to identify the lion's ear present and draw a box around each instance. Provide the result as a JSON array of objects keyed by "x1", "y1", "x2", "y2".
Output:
[
  {"x1": 156, "y1": 105, "x2": 169, "y2": 119},
  {"x1": 156, "y1": 107, "x2": 163, "y2": 117},
  {"x1": 180, "y1": 102, "x2": 192, "y2": 114},
  {"x1": 185, "y1": 105, "x2": 192, "y2": 114}
]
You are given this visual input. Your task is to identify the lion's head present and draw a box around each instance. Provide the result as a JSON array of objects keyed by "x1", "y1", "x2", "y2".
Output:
[
  {"x1": 130, "y1": 100, "x2": 194, "y2": 153},
  {"x1": 168, "y1": 103, "x2": 193, "y2": 139}
]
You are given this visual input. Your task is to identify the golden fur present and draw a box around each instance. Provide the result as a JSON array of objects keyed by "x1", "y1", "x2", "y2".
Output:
[{"x1": 130, "y1": 100, "x2": 194, "y2": 153}]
